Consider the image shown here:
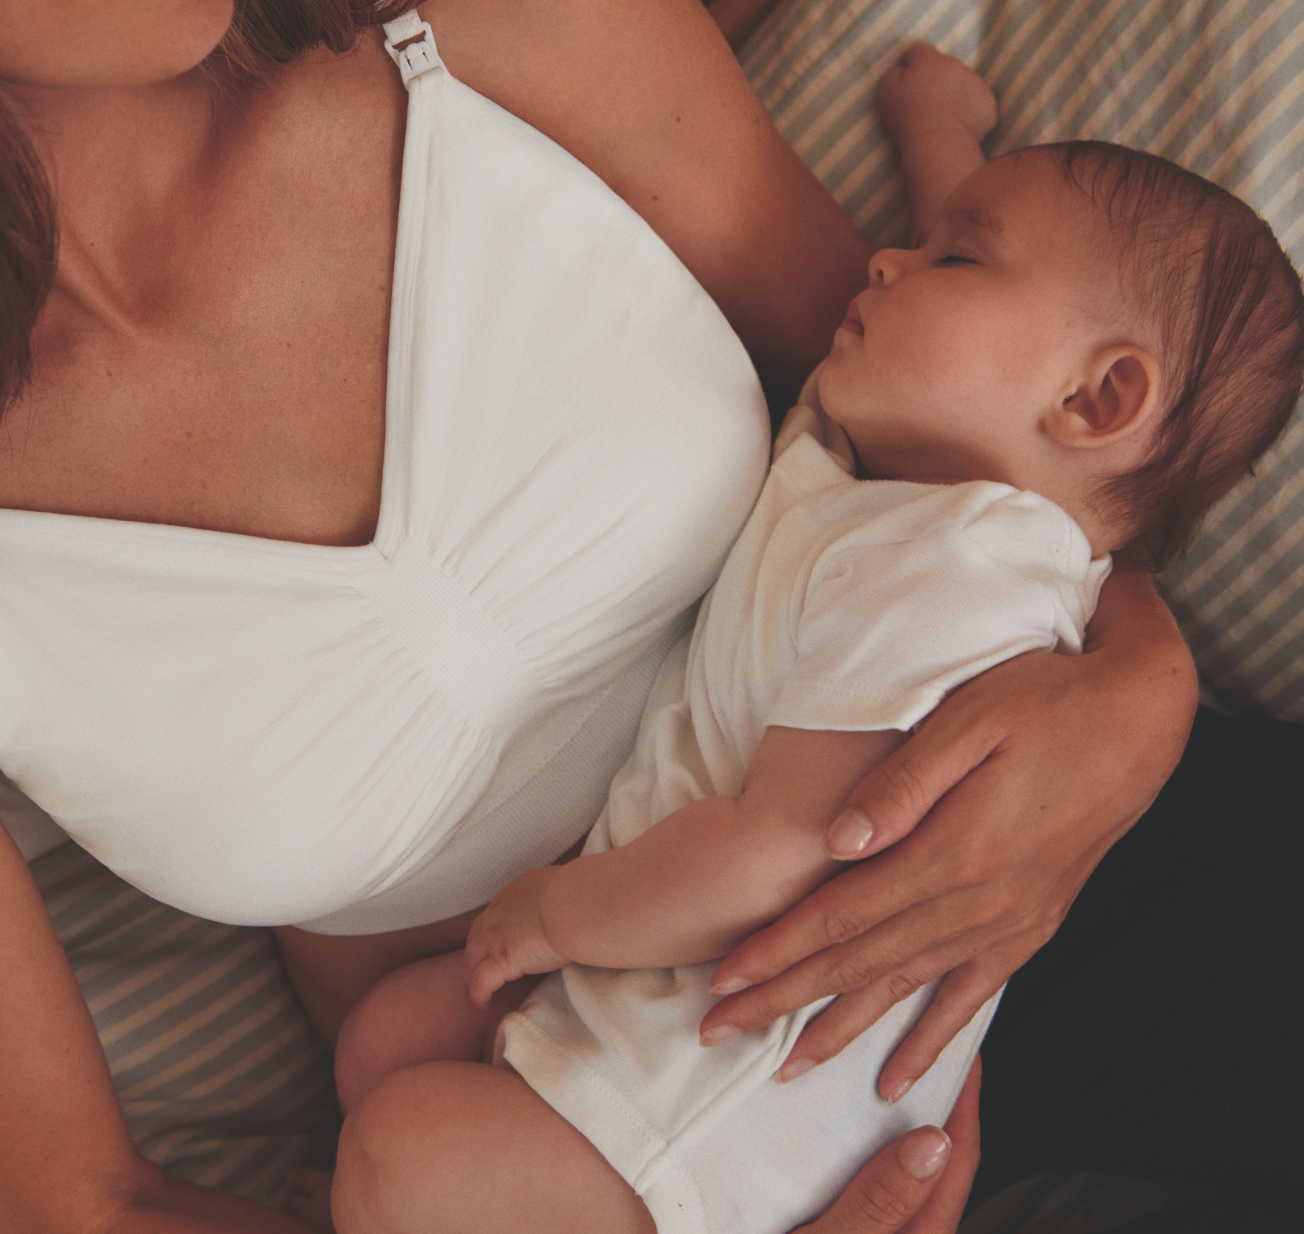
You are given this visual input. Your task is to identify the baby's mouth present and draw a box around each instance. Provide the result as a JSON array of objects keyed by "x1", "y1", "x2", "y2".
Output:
[{"x1": 839, "y1": 300, "x2": 864, "y2": 336}]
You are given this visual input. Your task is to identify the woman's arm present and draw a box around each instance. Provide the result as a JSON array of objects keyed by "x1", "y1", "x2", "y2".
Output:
[
  {"x1": 0, "y1": 824, "x2": 314, "y2": 1234},
  {"x1": 702, "y1": 567, "x2": 1197, "y2": 1090},
  {"x1": 466, "y1": 726, "x2": 906, "y2": 1000}
]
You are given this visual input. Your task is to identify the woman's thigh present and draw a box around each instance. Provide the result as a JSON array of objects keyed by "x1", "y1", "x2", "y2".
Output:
[{"x1": 972, "y1": 707, "x2": 1303, "y2": 1218}]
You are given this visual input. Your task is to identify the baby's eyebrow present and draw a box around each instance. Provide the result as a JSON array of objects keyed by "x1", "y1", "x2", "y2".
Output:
[{"x1": 942, "y1": 206, "x2": 1004, "y2": 237}]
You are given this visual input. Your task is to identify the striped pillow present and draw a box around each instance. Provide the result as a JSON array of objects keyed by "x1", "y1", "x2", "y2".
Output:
[{"x1": 742, "y1": 0, "x2": 1304, "y2": 721}]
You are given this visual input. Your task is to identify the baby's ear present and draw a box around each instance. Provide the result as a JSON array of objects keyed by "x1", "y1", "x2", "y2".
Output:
[{"x1": 1047, "y1": 346, "x2": 1162, "y2": 449}]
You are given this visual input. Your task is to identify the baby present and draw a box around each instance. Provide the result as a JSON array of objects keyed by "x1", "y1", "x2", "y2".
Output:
[{"x1": 319, "y1": 46, "x2": 1304, "y2": 1234}]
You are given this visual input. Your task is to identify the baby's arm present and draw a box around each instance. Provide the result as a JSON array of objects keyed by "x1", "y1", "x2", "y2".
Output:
[
  {"x1": 466, "y1": 724, "x2": 906, "y2": 1005},
  {"x1": 876, "y1": 45, "x2": 998, "y2": 246}
]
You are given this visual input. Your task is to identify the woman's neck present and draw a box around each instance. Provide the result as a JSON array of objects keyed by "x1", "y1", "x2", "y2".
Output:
[{"x1": 3, "y1": 69, "x2": 237, "y2": 328}]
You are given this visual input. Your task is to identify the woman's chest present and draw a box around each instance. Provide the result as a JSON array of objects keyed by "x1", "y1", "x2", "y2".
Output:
[
  {"x1": 0, "y1": 56, "x2": 405, "y2": 548},
  {"x1": 5, "y1": 292, "x2": 389, "y2": 547}
]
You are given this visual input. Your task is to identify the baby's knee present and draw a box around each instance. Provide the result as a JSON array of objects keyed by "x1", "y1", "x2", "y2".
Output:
[
  {"x1": 332, "y1": 1064, "x2": 490, "y2": 1233},
  {"x1": 334, "y1": 952, "x2": 487, "y2": 1112},
  {"x1": 333, "y1": 968, "x2": 415, "y2": 1113},
  {"x1": 333, "y1": 1077, "x2": 432, "y2": 1233}
]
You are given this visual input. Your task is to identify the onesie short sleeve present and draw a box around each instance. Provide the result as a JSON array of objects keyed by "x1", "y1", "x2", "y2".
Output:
[{"x1": 768, "y1": 472, "x2": 1108, "y2": 734}]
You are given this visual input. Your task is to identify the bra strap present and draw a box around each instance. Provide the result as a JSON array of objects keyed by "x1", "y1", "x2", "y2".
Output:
[{"x1": 383, "y1": 10, "x2": 442, "y2": 87}]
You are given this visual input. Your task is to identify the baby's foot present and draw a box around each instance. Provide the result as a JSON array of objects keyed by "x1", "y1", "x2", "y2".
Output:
[
  {"x1": 284, "y1": 1166, "x2": 336, "y2": 1234},
  {"x1": 877, "y1": 43, "x2": 998, "y2": 148}
]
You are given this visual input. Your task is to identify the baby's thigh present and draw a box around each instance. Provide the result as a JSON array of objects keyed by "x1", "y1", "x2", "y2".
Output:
[
  {"x1": 335, "y1": 951, "x2": 532, "y2": 1112},
  {"x1": 334, "y1": 1059, "x2": 655, "y2": 1234}
]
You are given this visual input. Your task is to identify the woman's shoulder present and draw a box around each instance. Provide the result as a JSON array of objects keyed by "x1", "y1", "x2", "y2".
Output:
[{"x1": 420, "y1": 0, "x2": 868, "y2": 383}]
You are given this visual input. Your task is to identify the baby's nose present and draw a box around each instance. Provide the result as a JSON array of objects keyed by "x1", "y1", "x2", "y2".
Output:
[{"x1": 867, "y1": 248, "x2": 909, "y2": 285}]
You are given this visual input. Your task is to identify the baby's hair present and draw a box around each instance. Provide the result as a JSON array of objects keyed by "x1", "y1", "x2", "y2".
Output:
[{"x1": 1033, "y1": 140, "x2": 1304, "y2": 572}]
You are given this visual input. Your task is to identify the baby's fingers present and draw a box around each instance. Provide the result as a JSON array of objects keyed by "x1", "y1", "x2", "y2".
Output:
[{"x1": 466, "y1": 957, "x2": 511, "y2": 1010}]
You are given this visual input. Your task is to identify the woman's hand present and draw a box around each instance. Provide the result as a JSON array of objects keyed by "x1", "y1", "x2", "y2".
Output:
[
  {"x1": 464, "y1": 867, "x2": 568, "y2": 1007},
  {"x1": 702, "y1": 569, "x2": 1196, "y2": 1098},
  {"x1": 793, "y1": 1058, "x2": 981, "y2": 1234}
]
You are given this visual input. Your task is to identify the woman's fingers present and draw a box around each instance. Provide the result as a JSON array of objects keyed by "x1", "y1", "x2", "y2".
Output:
[
  {"x1": 904, "y1": 1057, "x2": 982, "y2": 1233},
  {"x1": 823, "y1": 684, "x2": 1007, "y2": 860},
  {"x1": 709, "y1": 839, "x2": 952, "y2": 999},
  {"x1": 703, "y1": 798, "x2": 1095, "y2": 1068},
  {"x1": 792, "y1": 1127, "x2": 952, "y2": 1234},
  {"x1": 764, "y1": 915, "x2": 1019, "y2": 1087},
  {"x1": 793, "y1": 1060, "x2": 979, "y2": 1234},
  {"x1": 871, "y1": 957, "x2": 1010, "y2": 1102},
  {"x1": 704, "y1": 832, "x2": 1015, "y2": 1034}
]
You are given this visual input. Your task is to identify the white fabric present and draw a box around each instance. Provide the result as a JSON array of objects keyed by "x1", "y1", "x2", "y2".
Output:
[
  {"x1": 0, "y1": 28, "x2": 769, "y2": 931},
  {"x1": 500, "y1": 399, "x2": 1109, "y2": 1234}
]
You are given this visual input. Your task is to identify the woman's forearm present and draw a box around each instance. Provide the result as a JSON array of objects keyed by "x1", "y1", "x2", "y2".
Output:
[
  {"x1": 1078, "y1": 564, "x2": 1198, "y2": 790},
  {"x1": 0, "y1": 825, "x2": 311, "y2": 1234},
  {"x1": 0, "y1": 822, "x2": 150, "y2": 1232}
]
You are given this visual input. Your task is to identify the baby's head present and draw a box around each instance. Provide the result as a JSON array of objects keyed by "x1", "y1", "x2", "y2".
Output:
[{"x1": 820, "y1": 141, "x2": 1304, "y2": 569}]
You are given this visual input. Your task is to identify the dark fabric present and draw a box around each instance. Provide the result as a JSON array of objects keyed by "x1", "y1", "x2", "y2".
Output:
[{"x1": 971, "y1": 707, "x2": 1303, "y2": 1228}]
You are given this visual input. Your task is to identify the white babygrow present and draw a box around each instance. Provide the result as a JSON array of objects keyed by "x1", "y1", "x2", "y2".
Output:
[
  {"x1": 0, "y1": 17, "x2": 768, "y2": 930},
  {"x1": 500, "y1": 394, "x2": 1110, "y2": 1234}
]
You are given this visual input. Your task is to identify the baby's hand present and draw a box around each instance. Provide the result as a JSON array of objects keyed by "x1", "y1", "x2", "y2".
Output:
[
  {"x1": 877, "y1": 44, "x2": 997, "y2": 150},
  {"x1": 464, "y1": 867, "x2": 569, "y2": 1008}
]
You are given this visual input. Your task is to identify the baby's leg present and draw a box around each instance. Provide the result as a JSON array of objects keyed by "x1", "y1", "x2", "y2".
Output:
[
  {"x1": 334, "y1": 950, "x2": 537, "y2": 1113},
  {"x1": 333, "y1": 1059, "x2": 656, "y2": 1234}
]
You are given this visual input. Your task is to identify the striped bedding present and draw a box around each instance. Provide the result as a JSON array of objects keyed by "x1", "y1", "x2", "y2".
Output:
[{"x1": 17, "y1": 0, "x2": 1304, "y2": 1213}]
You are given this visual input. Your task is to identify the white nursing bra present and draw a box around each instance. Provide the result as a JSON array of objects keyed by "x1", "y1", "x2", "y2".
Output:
[{"x1": 0, "y1": 16, "x2": 767, "y2": 931}]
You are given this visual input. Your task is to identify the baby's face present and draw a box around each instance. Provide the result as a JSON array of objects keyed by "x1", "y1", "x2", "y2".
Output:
[{"x1": 820, "y1": 151, "x2": 1115, "y2": 487}]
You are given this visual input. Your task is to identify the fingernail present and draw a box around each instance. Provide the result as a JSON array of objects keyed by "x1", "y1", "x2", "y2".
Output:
[
  {"x1": 885, "y1": 1077, "x2": 914, "y2": 1104},
  {"x1": 709, "y1": 976, "x2": 751, "y2": 996},
  {"x1": 898, "y1": 1127, "x2": 950, "y2": 1180},
  {"x1": 700, "y1": 1024, "x2": 741, "y2": 1047},
  {"x1": 776, "y1": 1057, "x2": 815, "y2": 1084},
  {"x1": 825, "y1": 809, "x2": 874, "y2": 859}
]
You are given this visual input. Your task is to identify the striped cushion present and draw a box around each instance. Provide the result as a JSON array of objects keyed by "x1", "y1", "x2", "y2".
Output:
[
  {"x1": 34, "y1": 841, "x2": 340, "y2": 1206},
  {"x1": 743, "y1": 0, "x2": 1304, "y2": 721}
]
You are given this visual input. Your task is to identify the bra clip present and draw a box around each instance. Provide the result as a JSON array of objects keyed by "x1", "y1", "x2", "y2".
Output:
[{"x1": 383, "y1": 11, "x2": 441, "y2": 87}]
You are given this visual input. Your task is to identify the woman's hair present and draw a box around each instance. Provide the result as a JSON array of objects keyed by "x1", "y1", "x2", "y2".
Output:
[
  {"x1": 1040, "y1": 141, "x2": 1304, "y2": 572},
  {"x1": 0, "y1": 0, "x2": 416, "y2": 418},
  {"x1": 216, "y1": 0, "x2": 416, "y2": 76},
  {"x1": 0, "y1": 99, "x2": 55, "y2": 414}
]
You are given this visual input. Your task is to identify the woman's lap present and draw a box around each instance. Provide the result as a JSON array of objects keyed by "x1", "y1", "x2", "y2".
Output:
[{"x1": 972, "y1": 706, "x2": 1303, "y2": 1223}]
